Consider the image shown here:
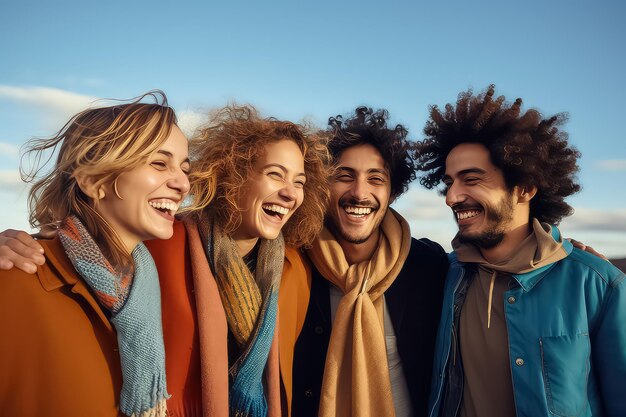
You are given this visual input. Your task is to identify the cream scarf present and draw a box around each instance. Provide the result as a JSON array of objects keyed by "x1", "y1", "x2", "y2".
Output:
[{"x1": 307, "y1": 208, "x2": 411, "y2": 417}]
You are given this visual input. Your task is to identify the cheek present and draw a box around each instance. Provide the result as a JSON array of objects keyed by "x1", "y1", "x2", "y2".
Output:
[{"x1": 294, "y1": 189, "x2": 305, "y2": 210}]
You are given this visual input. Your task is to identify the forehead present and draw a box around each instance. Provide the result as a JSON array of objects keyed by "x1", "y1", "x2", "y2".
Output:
[
  {"x1": 337, "y1": 144, "x2": 387, "y2": 172},
  {"x1": 154, "y1": 125, "x2": 189, "y2": 158},
  {"x1": 256, "y1": 138, "x2": 305, "y2": 170},
  {"x1": 444, "y1": 143, "x2": 496, "y2": 176}
]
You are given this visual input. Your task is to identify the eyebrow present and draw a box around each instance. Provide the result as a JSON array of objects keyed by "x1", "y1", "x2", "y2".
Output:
[
  {"x1": 264, "y1": 163, "x2": 306, "y2": 178},
  {"x1": 157, "y1": 150, "x2": 190, "y2": 165},
  {"x1": 444, "y1": 168, "x2": 486, "y2": 184},
  {"x1": 337, "y1": 167, "x2": 389, "y2": 176}
]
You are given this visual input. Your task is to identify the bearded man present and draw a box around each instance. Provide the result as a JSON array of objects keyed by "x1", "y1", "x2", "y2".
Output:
[{"x1": 416, "y1": 86, "x2": 626, "y2": 417}]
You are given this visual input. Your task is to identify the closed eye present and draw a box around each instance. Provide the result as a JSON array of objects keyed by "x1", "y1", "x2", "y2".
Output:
[
  {"x1": 335, "y1": 174, "x2": 353, "y2": 182},
  {"x1": 151, "y1": 161, "x2": 167, "y2": 170}
]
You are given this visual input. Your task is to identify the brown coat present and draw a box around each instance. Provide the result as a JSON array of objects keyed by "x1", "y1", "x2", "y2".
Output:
[{"x1": 0, "y1": 236, "x2": 122, "y2": 417}]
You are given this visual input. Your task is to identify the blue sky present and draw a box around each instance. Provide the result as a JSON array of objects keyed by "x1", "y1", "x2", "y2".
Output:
[{"x1": 1, "y1": 0, "x2": 625, "y2": 256}]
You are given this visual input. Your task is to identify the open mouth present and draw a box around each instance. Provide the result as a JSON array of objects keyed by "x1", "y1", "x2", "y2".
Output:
[
  {"x1": 149, "y1": 199, "x2": 180, "y2": 218},
  {"x1": 343, "y1": 205, "x2": 374, "y2": 217},
  {"x1": 262, "y1": 204, "x2": 290, "y2": 220},
  {"x1": 454, "y1": 208, "x2": 482, "y2": 221}
]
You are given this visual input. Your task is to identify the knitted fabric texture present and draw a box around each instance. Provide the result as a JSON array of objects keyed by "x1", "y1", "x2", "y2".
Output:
[
  {"x1": 58, "y1": 215, "x2": 169, "y2": 417},
  {"x1": 199, "y1": 217, "x2": 283, "y2": 417},
  {"x1": 307, "y1": 208, "x2": 412, "y2": 417}
]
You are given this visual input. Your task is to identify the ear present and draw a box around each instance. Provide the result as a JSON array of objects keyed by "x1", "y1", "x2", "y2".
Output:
[
  {"x1": 75, "y1": 174, "x2": 105, "y2": 200},
  {"x1": 517, "y1": 185, "x2": 537, "y2": 203}
]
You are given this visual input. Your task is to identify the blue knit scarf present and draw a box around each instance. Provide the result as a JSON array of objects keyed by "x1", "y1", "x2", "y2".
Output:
[
  {"x1": 58, "y1": 215, "x2": 169, "y2": 417},
  {"x1": 201, "y1": 218, "x2": 282, "y2": 417}
]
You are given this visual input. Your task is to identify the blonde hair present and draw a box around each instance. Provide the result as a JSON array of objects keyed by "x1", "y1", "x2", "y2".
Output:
[
  {"x1": 187, "y1": 104, "x2": 331, "y2": 248},
  {"x1": 22, "y1": 90, "x2": 178, "y2": 269}
]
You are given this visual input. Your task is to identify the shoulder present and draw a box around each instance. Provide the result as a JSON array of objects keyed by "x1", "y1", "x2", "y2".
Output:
[
  {"x1": 410, "y1": 237, "x2": 446, "y2": 254},
  {"x1": 0, "y1": 239, "x2": 78, "y2": 314},
  {"x1": 407, "y1": 237, "x2": 449, "y2": 265},
  {"x1": 562, "y1": 248, "x2": 625, "y2": 288},
  {"x1": 394, "y1": 237, "x2": 449, "y2": 284}
]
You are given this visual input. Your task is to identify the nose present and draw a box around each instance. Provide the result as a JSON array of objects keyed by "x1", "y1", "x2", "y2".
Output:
[
  {"x1": 168, "y1": 168, "x2": 190, "y2": 195},
  {"x1": 349, "y1": 178, "x2": 369, "y2": 201},
  {"x1": 445, "y1": 181, "x2": 464, "y2": 207},
  {"x1": 278, "y1": 181, "x2": 298, "y2": 202}
]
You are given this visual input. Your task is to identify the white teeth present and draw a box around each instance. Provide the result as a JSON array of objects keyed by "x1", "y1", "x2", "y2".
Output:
[
  {"x1": 149, "y1": 200, "x2": 180, "y2": 215},
  {"x1": 456, "y1": 210, "x2": 481, "y2": 220},
  {"x1": 344, "y1": 206, "x2": 372, "y2": 215},
  {"x1": 263, "y1": 204, "x2": 289, "y2": 215}
]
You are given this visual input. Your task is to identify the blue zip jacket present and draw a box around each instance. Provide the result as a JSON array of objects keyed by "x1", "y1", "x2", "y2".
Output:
[{"x1": 428, "y1": 227, "x2": 626, "y2": 417}]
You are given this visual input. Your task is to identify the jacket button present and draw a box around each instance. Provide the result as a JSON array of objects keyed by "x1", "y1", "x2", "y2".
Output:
[
  {"x1": 304, "y1": 389, "x2": 313, "y2": 398},
  {"x1": 314, "y1": 326, "x2": 324, "y2": 334},
  {"x1": 515, "y1": 358, "x2": 524, "y2": 366},
  {"x1": 507, "y1": 296, "x2": 516, "y2": 304}
]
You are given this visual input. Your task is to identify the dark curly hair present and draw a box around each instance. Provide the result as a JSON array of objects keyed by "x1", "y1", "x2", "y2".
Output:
[
  {"x1": 327, "y1": 106, "x2": 416, "y2": 201},
  {"x1": 415, "y1": 85, "x2": 581, "y2": 224}
]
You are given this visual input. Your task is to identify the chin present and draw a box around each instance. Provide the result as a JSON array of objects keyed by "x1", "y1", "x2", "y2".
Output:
[{"x1": 458, "y1": 230, "x2": 505, "y2": 249}]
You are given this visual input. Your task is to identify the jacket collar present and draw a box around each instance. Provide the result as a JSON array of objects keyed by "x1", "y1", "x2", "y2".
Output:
[
  {"x1": 452, "y1": 225, "x2": 573, "y2": 293},
  {"x1": 37, "y1": 236, "x2": 114, "y2": 332},
  {"x1": 510, "y1": 225, "x2": 573, "y2": 292}
]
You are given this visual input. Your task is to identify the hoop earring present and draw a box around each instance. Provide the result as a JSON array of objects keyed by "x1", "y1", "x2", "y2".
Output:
[{"x1": 113, "y1": 178, "x2": 124, "y2": 200}]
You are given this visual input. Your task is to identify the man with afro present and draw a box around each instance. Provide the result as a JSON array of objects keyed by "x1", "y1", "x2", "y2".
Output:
[{"x1": 416, "y1": 85, "x2": 626, "y2": 417}]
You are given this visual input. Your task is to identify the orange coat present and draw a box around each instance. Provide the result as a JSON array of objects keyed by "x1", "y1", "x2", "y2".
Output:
[
  {"x1": 0, "y1": 237, "x2": 122, "y2": 417},
  {"x1": 278, "y1": 246, "x2": 313, "y2": 417}
]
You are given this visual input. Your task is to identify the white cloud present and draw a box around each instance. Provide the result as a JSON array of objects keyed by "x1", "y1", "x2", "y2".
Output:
[
  {"x1": 595, "y1": 160, "x2": 626, "y2": 172},
  {"x1": 0, "y1": 85, "x2": 98, "y2": 118},
  {"x1": 0, "y1": 170, "x2": 27, "y2": 193},
  {"x1": 561, "y1": 207, "x2": 626, "y2": 232},
  {"x1": 176, "y1": 109, "x2": 207, "y2": 138},
  {"x1": 0, "y1": 142, "x2": 19, "y2": 157},
  {"x1": 394, "y1": 188, "x2": 451, "y2": 222}
]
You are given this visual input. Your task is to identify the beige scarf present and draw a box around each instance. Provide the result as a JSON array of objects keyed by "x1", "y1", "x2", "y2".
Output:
[{"x1": 307, "y1": 208, "x2": 411, "y2": 417}]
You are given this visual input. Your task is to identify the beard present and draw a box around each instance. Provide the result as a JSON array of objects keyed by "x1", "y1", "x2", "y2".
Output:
[
  {"x1": 326, "y1": 197, "x2": 384, "y2": 245},
  {"x1": 457, "y1": 193, "x2": 515, "y2": 249}
]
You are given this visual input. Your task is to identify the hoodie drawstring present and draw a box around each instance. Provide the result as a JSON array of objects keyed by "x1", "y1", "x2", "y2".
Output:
[{"x1": 487, "y1": 271, "x2": 496, "y2": 329}]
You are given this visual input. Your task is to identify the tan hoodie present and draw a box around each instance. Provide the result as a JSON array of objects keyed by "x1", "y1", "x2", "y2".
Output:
[{"x1": 453, "y1": 219, "x2": 569, "y2": 417}]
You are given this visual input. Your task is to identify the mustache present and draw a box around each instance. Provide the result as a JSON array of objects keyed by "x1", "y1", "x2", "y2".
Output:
[
  {"x1": 451, "y1": 203, "x2": 482, "y2": 212},
  {"x1": 339, "y1": 197, "x2": 379, "y2": 210}
]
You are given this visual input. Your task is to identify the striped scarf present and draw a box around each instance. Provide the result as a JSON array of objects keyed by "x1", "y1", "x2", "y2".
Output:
[
  {"x1": 58, "y1": 215, "x2": 169, "y2": 417},
  {"x1": 199, "y1": 217, "x2": 283, "y2": 417}
]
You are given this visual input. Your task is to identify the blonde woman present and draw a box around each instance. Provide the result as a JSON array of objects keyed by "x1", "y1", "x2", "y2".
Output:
[
  {"x1": 0, "y1": 91, "x2": 190, "y2": 417},
  {"x1": 0, "y1": 104, "x2": 331, "y2": 417}
]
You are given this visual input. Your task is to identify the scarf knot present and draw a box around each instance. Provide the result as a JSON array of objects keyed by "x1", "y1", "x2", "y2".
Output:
[{"x1": 308, "y1": 208, "x2": 412, "y2": 417}]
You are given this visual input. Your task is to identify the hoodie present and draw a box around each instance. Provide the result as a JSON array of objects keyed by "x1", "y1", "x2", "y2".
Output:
[{"x1": 452, "y1": 219, "x2": 569, "y2": 417}]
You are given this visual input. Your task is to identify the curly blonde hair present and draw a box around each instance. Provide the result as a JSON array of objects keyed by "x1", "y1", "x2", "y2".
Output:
[
  {"x1": 22, "y1": 90, "x2": 178, "y2": 269},
  {"x1": 187, "y1": 104, "x2": 331, "y2": 248}
]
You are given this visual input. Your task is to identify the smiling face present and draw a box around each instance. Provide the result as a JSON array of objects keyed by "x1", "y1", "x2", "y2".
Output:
[
  {"x1": 232, "y1": 139, "x2": 306, "y2": 247},
  {"x1": 327, "y1": 144, "x2": 391, "y2": 249},
  {"x1": 95, "y1": 125, "x2": 190, "y2": 252},
  {"x1": 443, "y1": 143, "x2": 529, "y2": 249}
]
